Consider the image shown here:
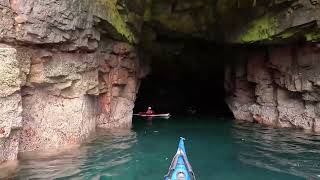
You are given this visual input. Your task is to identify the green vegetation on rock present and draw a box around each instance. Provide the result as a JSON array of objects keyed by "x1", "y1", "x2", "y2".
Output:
[
  {"x1": 305, "y1": 30, "x2": 320, "y2": 42},
  {"x1": 96, "y1": 0, "x2": 137, "y2": 43},
  {"x1": 107, "y1": 0, "x2": 320, "y2": 44},
  {"x1": 238, "y1": 14, "x2": 279, "y2": 43}
]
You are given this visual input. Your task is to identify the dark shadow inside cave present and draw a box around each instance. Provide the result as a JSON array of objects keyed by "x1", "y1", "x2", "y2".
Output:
[{"x1": 134, "y1": 38, "x2": 234, "y2": 117}]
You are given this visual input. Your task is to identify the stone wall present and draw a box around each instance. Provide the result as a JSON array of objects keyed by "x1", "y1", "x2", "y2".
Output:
[
  {"x1": 226, "y1": 44, "x2": 320, "y2": 132},
  {"x1": 0, "y1": 0, "x2": 148, "y2": 163}
]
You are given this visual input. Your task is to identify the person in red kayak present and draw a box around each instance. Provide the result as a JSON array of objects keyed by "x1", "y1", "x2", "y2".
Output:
[{"x1": 146, "y1": 107, "x2": 154, "y2": 115}]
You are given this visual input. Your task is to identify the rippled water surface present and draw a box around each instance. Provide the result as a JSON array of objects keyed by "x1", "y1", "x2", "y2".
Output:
[{"x1": 11, "y1": 117, "x2": 320, "y2": 179}]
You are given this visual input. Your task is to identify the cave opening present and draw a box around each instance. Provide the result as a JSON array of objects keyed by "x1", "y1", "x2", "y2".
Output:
[{"x1": 134, "y1": 37, "x2": 236, "y2": 117}]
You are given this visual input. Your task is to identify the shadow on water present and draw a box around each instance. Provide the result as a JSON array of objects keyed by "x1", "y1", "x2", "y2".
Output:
[{"x1": 6, "y1": 116, "x2": 320, "y2": 179}]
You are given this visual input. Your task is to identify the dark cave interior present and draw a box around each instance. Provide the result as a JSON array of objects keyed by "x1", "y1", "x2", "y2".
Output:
[{"x1": 134, "y1": 38, "x2": 236, "y2": 117}]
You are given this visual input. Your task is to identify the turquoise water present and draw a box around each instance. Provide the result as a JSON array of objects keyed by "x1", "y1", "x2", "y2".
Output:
[{"x1": 13, "y1": 117, "x2": 320, "y2": 179}]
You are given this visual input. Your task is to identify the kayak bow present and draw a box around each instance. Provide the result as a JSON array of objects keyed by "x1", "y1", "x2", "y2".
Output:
[{"x1": 164, "y1": 137, "x2": 196, "y2": 180}]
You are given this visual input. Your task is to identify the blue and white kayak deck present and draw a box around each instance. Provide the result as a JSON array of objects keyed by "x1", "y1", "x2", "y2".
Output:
[{"x1": 164, "y1": 137, "x2": 196, "y2": 180}]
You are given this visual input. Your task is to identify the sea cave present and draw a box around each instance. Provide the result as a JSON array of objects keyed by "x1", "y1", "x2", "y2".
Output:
[{"x1": 1, "y1": 0, "x2": 320, "y2": 179}]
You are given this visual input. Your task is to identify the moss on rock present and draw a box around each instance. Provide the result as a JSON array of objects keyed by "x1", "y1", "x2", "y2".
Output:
[
  {"x1": 305, "y1": 30, "x2": 320, "y2": 42},
  {"x1": 237, "y1": 14, "x2": 279, "y2": 43},
  {"x1": 139, "y1": 0, "x2": 320, "y2": 44},
  {"x1": 96, "y1": 0, "x2": 137, "y2": 43}
]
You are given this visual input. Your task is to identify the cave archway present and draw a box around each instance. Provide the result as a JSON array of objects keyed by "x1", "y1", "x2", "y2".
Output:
[{"x1": 134, "y1": 38, "x2": 234, "y2": 117}]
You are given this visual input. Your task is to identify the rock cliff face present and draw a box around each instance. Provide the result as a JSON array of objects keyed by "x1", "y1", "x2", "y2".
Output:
[
  {"x1": 0, "y1": 0, "x2": 320, "y2": 166},
  {"x1": 0, "y1": 0, "x2": 148, "y2": 163},
  {"x1": 225, "y1": 44, "x2": 320, "y2": 132}
]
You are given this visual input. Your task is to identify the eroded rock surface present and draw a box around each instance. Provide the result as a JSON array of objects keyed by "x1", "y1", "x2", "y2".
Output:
[
  {"x1": 143, "y1": 0, "x2": 320, "y2": 43},
  {"x1": 14, "y1": 42, "x2": 146, "y2": 153},
  {"x1": 226, "y1": 44, "x2": 320, "y2": 132},
  {"x1": 0, "y1": 0, "x2": 148, "y2": 162},
  {"x1": 97, "y1": 42, "x2": 145, "y2": 128},
  {"x1": 0, "y1": 47, "x2": 22, "y2": 163}
]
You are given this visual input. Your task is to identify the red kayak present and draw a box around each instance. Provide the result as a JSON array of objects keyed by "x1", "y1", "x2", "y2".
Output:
[{"x1": 133, "y1": 113, "x2": 171, "y2": 117}]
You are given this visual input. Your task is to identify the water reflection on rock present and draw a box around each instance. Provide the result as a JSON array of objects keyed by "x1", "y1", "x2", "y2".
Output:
[
  {"x1": 17, "y1": 146, "x2": 85, "y2": 179},
  {"x1": 14, "y1": 128, "x2": 137, "y2": 179},
  {"x1": 233, "y1": 122, "x2": 320, "y2": 179},
  {"x1": 0, "y1": 160, "x2": 19, "y2": 179}
]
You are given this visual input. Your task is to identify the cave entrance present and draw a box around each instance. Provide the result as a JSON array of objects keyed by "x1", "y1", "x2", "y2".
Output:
[{"x1": 134, "y1": 38, "x2": 234, "y2": 117}]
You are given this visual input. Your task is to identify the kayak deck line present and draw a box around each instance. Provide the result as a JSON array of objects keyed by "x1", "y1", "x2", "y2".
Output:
[{"x1": 164, "y1": 137, "x2": 196, "y2": 180}]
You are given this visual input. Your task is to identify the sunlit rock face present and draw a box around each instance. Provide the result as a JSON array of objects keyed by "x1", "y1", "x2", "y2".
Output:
[
  {"x1": 0, "y1": 0, "x2": 148, "y2": 162},
  {"x1": 226, "y1": 44, "x2": 320, "y2": 132}
]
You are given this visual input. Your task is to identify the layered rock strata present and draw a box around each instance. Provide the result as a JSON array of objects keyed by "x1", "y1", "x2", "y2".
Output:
[
  {"x1": 0, "y1": 0, "x2": 148, "y2": 163},
  {"x1": 0, "y1": 42, "x2": 147, "y2": 161},
  {"x1": 226, "y1": 44, "x2": 320, "y2": 132}
]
